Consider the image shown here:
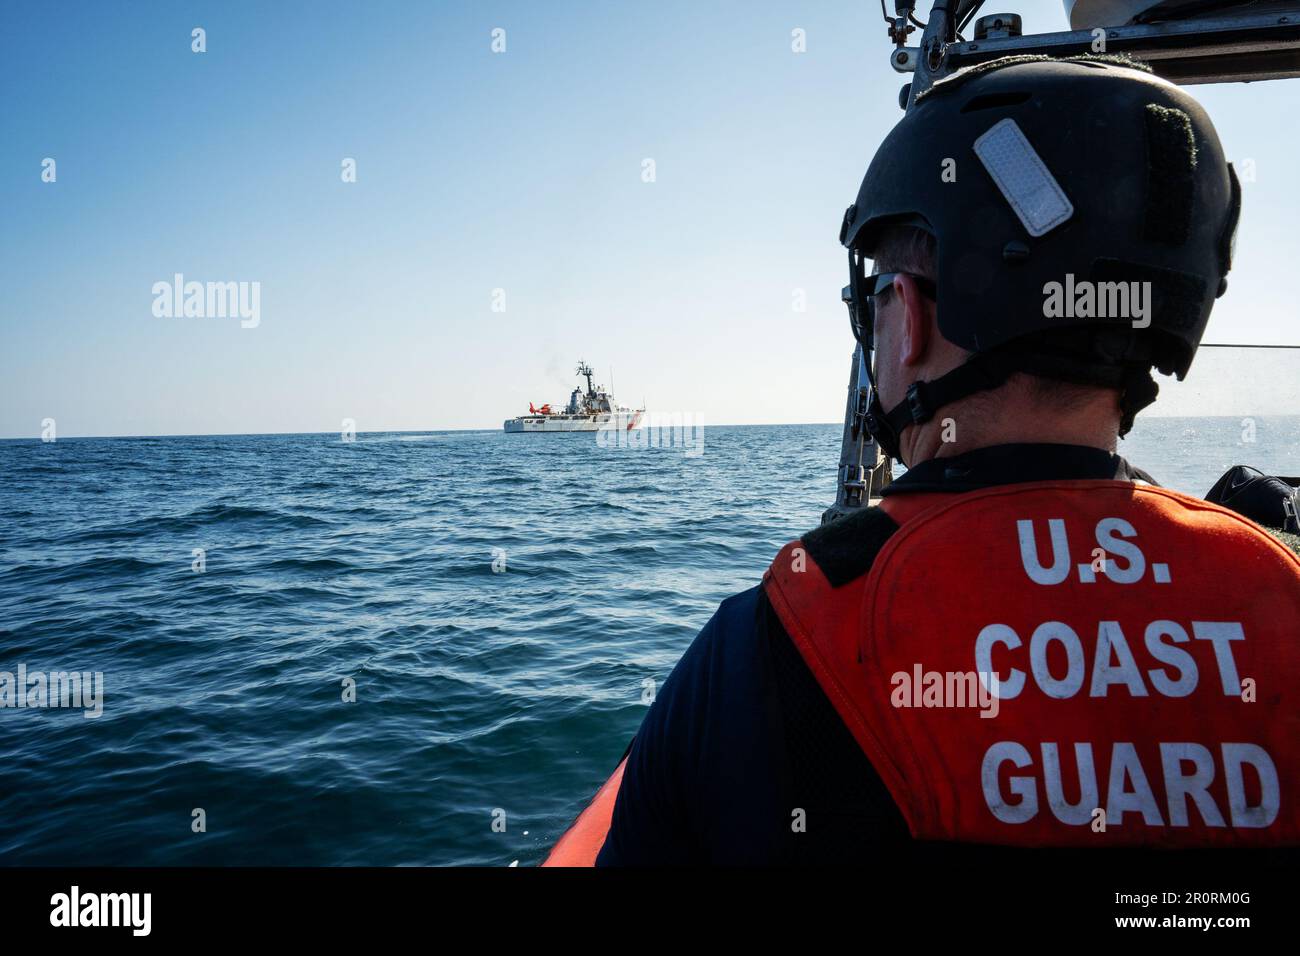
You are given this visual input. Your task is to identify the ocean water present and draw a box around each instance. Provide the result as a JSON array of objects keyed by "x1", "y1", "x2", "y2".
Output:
[{"x1": 1, "y1": 418, "x2": 1298, "y2": 866}]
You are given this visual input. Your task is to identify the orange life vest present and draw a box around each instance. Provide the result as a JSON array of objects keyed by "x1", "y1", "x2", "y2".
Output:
[{"x1": 763, "y1": 480, "x2": 1300, "y2": 847}]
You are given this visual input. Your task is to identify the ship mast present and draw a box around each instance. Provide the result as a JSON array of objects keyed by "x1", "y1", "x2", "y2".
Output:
[{"x1": 576, "y1": 361, "x2": 595, "y2": 398}]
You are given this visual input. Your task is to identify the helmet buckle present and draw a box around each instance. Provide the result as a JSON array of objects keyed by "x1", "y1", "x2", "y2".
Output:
[{"x1": 905, "y1": 381, "x2": 932, "y2": 425}]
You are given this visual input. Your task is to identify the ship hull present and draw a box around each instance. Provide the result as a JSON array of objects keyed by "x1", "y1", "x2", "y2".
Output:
[{"x1": 504, "y1": 412, "x2": 643, "y2": 433}]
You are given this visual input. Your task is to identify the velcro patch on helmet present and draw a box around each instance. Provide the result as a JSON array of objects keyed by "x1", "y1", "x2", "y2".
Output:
[
  {"x1": 1220, "y1": 163, "x2": 1242, "y2": 275},
  {"x1": 913, "y1": 53, "x2": 1152, "y2": 104},
  {"x1": 973, "y1": 118, "x2": 1074, "y2": 238},
  {"x1": 1143, "y1": 104, "x2": 1198, "y2": 246}
]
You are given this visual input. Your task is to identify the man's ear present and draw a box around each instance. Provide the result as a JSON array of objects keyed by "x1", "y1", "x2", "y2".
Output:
[{"x1": 893, "y1": 274, "x2": 931, "y2": 368}]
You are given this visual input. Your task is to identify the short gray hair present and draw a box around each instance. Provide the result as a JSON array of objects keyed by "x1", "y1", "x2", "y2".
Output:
[{"x1": 870, "y1": 224, "x2": 937, "y2": 279}]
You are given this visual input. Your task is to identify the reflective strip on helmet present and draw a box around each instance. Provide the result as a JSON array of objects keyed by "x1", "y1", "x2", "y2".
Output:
[{"x1": 973, "y1": 118, "x2": 1075, "y2": 238}]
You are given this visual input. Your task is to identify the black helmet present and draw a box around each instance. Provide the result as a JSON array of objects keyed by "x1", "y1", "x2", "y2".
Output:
[{"x1": 841, "y1": 54, "x2": 1242, "y2": 457}]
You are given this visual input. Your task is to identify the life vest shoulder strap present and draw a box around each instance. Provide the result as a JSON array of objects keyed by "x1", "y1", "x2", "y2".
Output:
[{"x1": 763, "y1": 502, "x2": 933, "y2": 813}]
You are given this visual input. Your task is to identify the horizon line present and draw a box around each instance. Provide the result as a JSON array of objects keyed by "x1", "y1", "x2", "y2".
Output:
[{"x1": 2, "y1": 413, "x2": 1295, "y2": 442}]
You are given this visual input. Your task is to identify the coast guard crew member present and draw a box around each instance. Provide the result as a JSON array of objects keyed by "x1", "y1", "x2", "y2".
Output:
[{"x1": 544, "y1": 56, "x2": 1300, "y2": 866}]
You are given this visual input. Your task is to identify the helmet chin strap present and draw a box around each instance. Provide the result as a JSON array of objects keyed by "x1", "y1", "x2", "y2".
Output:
[
  {"x1": 863, "y1": 351, "x2": 1018, "y2": 463},
  {"x1": 863, "y1": 344, "x2": 1162, "y2": 463}
]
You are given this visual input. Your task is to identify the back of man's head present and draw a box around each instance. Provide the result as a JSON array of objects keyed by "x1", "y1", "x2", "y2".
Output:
[{"x1": 840, "y1": 55, "x2": 1242, "y2": 462}]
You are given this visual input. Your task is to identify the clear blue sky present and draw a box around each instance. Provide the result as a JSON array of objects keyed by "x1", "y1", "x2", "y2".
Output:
[{"x1": 2, "y1": 1, "x2": 1296, "y2": 437}]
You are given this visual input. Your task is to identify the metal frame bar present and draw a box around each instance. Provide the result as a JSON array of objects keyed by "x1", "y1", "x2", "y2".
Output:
[{"x1": 948, "y1": 9, "x2": 1300, "y2": 85}]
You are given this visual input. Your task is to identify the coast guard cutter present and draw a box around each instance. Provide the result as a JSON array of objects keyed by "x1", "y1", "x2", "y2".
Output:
[{"x1": 504, "y1": 362, "x2": 645, "y2": 433}]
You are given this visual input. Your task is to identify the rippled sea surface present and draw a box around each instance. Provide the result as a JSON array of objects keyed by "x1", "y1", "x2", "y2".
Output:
[{"x1": 1, "y1": 419, "x2": 1297, "y2": 865}]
